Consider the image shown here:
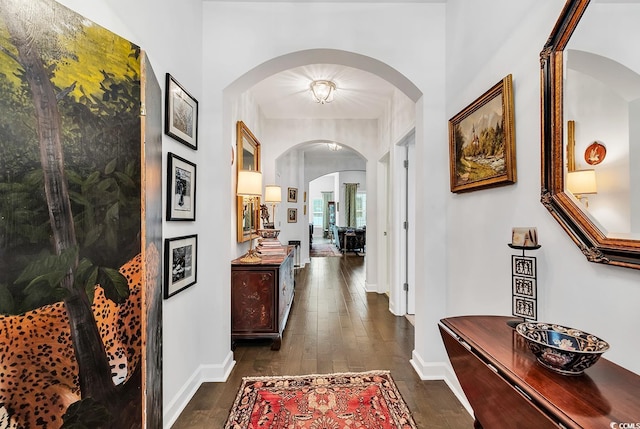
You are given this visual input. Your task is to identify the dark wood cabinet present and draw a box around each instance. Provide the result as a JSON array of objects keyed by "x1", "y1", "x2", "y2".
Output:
[
  {"x1": 439, "y1": 315, "x2": 640, "y2": 429},
  {"x1": 231, "y1": 247, "x2": 294, "y2": 350}
]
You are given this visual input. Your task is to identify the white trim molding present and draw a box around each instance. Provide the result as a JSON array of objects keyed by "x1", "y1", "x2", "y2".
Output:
[
  {"x1": 163, "y1": 352, "x2": 235, "y2": 429},
  {"x1": 409, "y1": 349, "x2": 473, "y2": 417}
]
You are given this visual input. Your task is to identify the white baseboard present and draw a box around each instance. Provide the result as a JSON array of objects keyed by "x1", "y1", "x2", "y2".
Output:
[
  {"x1": 163, "y1": 351, "x2": 235, "y2": 429},
  {"x1": 364, "y1": 281, "x2": 377, "y2": 293},
  {"x1": 409, "y1": 349, "x2": 473, "y2": 417}
]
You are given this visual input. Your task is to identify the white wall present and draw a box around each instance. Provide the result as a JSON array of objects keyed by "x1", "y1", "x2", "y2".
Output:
[{"x1": 445, "y1": 0, "x2": 640, "y2": 378}]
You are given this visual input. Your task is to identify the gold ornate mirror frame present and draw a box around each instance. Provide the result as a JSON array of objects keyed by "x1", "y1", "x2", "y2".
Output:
[
  {"x1": 236, "y1": 121, "x2": 261, "y2": 243},
  {"x1": 541, "y1": 0, "x2": 640, "y2": 269}
]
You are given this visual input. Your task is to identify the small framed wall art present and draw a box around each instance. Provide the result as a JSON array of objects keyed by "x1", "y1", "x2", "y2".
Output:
[
  {"x1": 288, "y1": 187, "x2": 298, "y2": 203},
  {"x1": 167, "y1": 152, "x2": 196, "y2": 221},
  {"x1": 165, "y1": 73, "x2": 198, "y2": 149},
  {"x1": 288, "y1": 208, "x2": 297, "y2": 223},
  {"x1": 164, "y1": 234, "x2": 198, "y2": 298}
]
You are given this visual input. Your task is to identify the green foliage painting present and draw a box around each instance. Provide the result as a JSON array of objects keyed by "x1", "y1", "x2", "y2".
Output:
[{"x1": 0, "y1": 0, "x2": 144, "y2": 427}]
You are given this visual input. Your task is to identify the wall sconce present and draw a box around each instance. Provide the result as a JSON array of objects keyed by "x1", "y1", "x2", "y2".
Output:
[
  {"x1": 264, "y1": 185, "x2": 281, "y2": 228},
  {"x1": 310, "y1": 80, "x2": 336, "y2": 104},
  {"x1": 237, "y1": 170, "x2": 263, "y2": 263},
  {"x1": 566, "y1": 169, "x2": 597, "y2": 208}
]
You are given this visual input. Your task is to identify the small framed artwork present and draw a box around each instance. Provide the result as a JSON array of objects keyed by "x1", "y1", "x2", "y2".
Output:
[
  {"x1": 164, "y1": 234, "x2": 197, "y2": 298},
  {"x1": 512, "y1": 276, "x2": 537, "y2": 299},
  {"x1": 512, "y1": 255, "x2": 536, "y2": 278},
  {"x1": 167, "y1": 152, "x2": 196, "y2": 221},
  {"x1": 303, "y1": 205, "x2": 307, "y2": 215},
  {"x1": 449, "y1": 74, "x2": 516, "y2": 193},
  {"x1": 303, "y1": 191, "x2": 307, "y2": 202},
  {"x1": 288, "y1": 187, "x2": 298, "y2": 202},
  {"x1": 513, "y1": 296, "x2": 537, "y2": 320},
  {"x1": 165, "y1": 73, "x2": 198, "y2": 149},
  {"x1": 288, "y1": 208, "x2": 297, "y2": 223}
]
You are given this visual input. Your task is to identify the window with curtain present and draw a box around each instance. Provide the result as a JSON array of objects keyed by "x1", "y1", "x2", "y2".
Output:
[
  {"x1": 355, "y1": 192, "x2": 366, "y2": 228},
  {"x1": 344, "y1": 183, "x2": 358, "y2": 228},
  {"x1": 312, "y1": 198, "x2": 323, "y2": 227}
]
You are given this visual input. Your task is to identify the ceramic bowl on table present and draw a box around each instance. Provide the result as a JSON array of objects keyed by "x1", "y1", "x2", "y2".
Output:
[{"x1": 515, "y1": 322, "x2": 609, "y2": 376}]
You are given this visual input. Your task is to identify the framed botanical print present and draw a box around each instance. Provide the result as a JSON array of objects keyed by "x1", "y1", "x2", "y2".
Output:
[
  {"x1": 288, "y1": 187, "x2": 298, "y2": 203},
  {"x1": 165, "y1": 73, "x2": 198, "y2": 149}
]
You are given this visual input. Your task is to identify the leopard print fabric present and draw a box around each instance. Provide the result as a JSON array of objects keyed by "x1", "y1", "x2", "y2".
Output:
[{"x1": 0, "y1": 254, "x2": 143, "y2": 429}]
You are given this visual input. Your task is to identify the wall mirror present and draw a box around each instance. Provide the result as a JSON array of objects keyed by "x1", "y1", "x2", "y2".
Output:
[
  {"x1": 541, "y1": 0, "x2": 640, "y2": 269},
  {"x1": 236, "y1": 121, "x2": 261, "y2": 242}
]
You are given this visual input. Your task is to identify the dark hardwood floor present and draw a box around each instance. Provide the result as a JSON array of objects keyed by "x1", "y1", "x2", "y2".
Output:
[{"x1": 171, "y1": 251, "x2": 472, "y2": 428}]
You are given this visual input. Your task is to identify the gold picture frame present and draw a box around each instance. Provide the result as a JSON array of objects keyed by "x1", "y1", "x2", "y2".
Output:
[
  {"x1": 236, "y1": 121, "x2": 261, "y2": 242},
  {"x1": 449, "y1": 74, "x2": 516, "y2": 193}
]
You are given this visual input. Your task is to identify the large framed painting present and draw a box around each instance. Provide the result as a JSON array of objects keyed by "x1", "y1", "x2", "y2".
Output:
[
  {"x1": 449, "y1": 74, "x2": 516, "y2": 193},
  {"x1": 165, "y1": 73, "x2": 198, "y2": 149}
]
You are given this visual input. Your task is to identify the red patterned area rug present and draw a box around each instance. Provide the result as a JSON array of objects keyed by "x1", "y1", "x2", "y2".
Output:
[
  {"x1": 309, "y1": 243, "x2": 342, "y2": 257},
  {"x1": 224, "y1": 370, "x2": 417, "y2": 429}
]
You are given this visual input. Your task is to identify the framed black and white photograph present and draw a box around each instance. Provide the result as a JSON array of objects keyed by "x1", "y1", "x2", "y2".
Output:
[
  {"x1": 512, "y1": 276, "x2": 537, "y2": 299},
  {"x1": 167, "y1": 152, "x2": 196, "y2": 221},
  {"x1": 288, "y1": 208, "x2": 297, "y2": 223},
  {"x1": 288, "y1": 187, "x2": 298, "y2": 202},
  {"x1": 512, "y1": 255, "x2": 536, "y2": 278},
  {"x1": 165, "y1": 73, "x2": 198, "y2": 149},
  {"x1": 513, "y1": 296, "x2": 537, "y2": 320},
  {"x1": 164, "y1": 234, "x2": 197, "y2": 299}
]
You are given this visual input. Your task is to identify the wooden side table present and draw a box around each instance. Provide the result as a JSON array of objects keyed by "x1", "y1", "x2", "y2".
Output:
[{"x1": 440, "y1": 315, "x2": 640, "y2": 429}]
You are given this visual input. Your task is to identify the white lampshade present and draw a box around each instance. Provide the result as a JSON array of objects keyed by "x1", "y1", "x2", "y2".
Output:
[
  {"x1": 310, "y1": 80, "x2": 336, "y2": 104},
  {"x1": 264, "y1": 185, "x2": 282, "y2": 203},
  {"x1": 237, "y1": 170, "x2": 262, "y2": 196},
  {"x1": 566, "y1": 169, "x2": 597, "y2": 195}
]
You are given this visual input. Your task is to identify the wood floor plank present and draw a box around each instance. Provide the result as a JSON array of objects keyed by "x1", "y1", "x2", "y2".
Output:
[{"x1": 170, "y1": 251, "x2": 472, "y2": 428}]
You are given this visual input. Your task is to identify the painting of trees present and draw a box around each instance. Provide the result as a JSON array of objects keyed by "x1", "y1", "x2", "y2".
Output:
[{"x1": 0, "y1": 0, "x2": 148, "y2": 426}]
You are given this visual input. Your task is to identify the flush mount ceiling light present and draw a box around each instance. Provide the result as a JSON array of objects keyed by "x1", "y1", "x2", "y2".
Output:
[
  {"x1": 327, "y1": 142, "x2": 341, "y2": 151},
  {"x1": 310, "y1": 80, "x2": 336, "y2": 104}
]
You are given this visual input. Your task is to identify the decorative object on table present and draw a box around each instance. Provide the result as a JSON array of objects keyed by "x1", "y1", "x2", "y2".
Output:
[
  {"x1": 236, "y1": 121, "x2": 261, "y2": 243},
  {"x1": 449, "y1": 74, "x2": 516, "y2": 193},
  {"x1": 508, "y1": 234, "x2": 541, "y2": 326},
  {"x1": 287, "y1": 207, "x2": 297, "y2": 223},
  {"x1": 287, "y1": 186, "x2": 298, "y2": 202},
  {"x1": 585, "y1": 141, "x2": 606, "y2": 166},
  {"x1": 516, "y1": 322, "x2": 609, "y2": 376},
  {"x1": 224, "y1": 371, "x2": 417, "y2": 429},
  {"x1": 164, "y1": 234, "x2": 198, "y2": 298},
  {"x1": 511, "y1": 227, "x2": 538, "y2": 247},
  {"x1": 164, "y1": 73, "x2": 198, "y2": 149},
  {"x1": 237, "y1": 170, "x2": 263, "y2": 263},
  {"x1": 166, "y1": 152, "x2": 196, "y2": 221},
  {"x1": 263, "y1": 184, "x2": 281, "y2": 228}
]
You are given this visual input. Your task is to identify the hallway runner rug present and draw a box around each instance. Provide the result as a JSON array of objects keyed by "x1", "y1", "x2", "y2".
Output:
[{"x1": 224, "y1": 370, "x2": 417, "y2": 429}]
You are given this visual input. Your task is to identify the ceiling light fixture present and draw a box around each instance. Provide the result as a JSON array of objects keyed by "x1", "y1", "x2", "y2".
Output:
[
  {"x1": 327, "y1": 142, "x2": 341, "y2": 151},
  {"x1": 310, "y1": 80, "x2": 336, "y2": 104}
]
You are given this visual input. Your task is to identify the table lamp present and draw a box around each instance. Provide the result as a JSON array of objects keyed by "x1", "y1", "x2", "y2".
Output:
[{"x1": 237, "y1": 170, "x2": 262, "y2": 263}]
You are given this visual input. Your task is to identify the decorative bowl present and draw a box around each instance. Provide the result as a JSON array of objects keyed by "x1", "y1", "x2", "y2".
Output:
[
  {"x1": 515, "y1": 322, "x2": 609, "y2": 376},
  {"x1": 258, "y1": 229, "x2": 280, "y2": 239}
]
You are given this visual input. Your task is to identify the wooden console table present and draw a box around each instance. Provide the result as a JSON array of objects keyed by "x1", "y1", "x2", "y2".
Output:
[
  {"x1": 231, "y1": 247, "x2": 294, "y2": 350},
  {"x1": 439, "y1": 315, "x2": 640, "y2": 428}
]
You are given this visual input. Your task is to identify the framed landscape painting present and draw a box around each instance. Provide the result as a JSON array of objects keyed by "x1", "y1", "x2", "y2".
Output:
[{"x1": 449, "y1": 74, "x2": 516, "y2": 193}]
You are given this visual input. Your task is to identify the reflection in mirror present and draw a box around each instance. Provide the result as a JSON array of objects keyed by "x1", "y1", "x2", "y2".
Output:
[
  {"x1": 564, "y1": 0, "x2": 640, "y2": 239},
  {"x1": 541, "y1": 0, "x2": 640, "y2": 269},
  {"x1": 236, "y1": 121, "x2": 261, "y2": 242}
]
